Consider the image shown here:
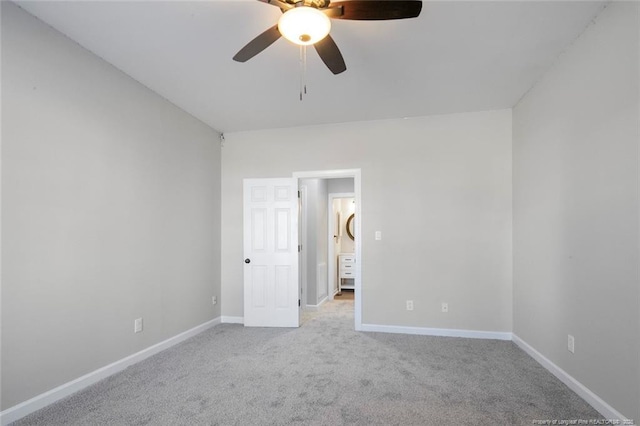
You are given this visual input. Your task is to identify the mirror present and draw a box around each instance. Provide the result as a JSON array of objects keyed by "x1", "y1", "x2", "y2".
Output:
[{"x1": 346, "y1": 213, "x2": 355, "y2": 240}]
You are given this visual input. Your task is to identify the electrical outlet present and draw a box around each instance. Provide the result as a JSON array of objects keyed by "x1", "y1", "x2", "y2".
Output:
[
  {"x1": 134, "y1": 318, "x2": 143, "y2": 333},
  {"x1": 212, "y1": 296, "x2": 217, "y2": 305},
  {"x1": 441, "y1": 302, "x2": 448, "y2": 313},
  {"x1": 406, "y1": 300, "x2": 414, "y2": 311},
  {"x1": 568, "y1": 335, "x2": 575, "y2": 353}
]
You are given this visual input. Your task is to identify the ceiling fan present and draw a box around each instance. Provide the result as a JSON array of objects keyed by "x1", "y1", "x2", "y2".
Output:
[{"x1": 233, "y1": 0, "x2": 423, "y2": 75}]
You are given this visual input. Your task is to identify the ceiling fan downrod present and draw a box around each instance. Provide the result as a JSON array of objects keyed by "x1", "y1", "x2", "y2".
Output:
[{"x1": 299, "y1": 45, "x2": 308, "y2": 101}]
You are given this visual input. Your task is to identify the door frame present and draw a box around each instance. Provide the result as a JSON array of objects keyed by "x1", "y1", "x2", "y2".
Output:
[
  {"x1": 292, "y1": 169, "x2": 362, "y2": 331},
  {"x1": 298, "y1": 184, "x2": 308, "y2": 310}
]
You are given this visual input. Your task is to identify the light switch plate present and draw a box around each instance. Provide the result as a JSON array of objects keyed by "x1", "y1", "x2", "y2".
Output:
[{"x1": 375, "y1": 231, "x2": 382, "y2": 240}]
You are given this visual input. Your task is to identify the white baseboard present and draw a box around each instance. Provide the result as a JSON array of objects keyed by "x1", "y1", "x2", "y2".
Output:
[
  {"x1": 363, "y1": 326, "x2": 630, "y2": 421},
  {"x1": 305, "y1": 296, "x2": 328, "y2": 311},
  {"x1": 360, "y1": 323, "x2": 512, "y2": 341},
  {"x1": 2, "y1": 318, "x2": 629, "y2": 425},
  {"x1": 512, "y1": 334, "x2": 630, "y2": 423},
  {"x1": 329, "y1": 288, "x2": 339, "y2": 301},
  {"x1": 221, "y1": 316, "x2": 244, "y2": 324},
  {"x1": 0, "y1": 317, "x2": 222, "y2": 426}
]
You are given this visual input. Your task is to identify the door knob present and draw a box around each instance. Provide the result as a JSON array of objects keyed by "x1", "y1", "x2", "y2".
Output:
[{"x1": 244, "y1": 258, "x2": 251, "y2": 264}]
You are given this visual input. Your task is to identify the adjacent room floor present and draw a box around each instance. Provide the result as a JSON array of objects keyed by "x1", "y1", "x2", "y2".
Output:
[
  {"x1": 334, "y1": 289, "x2": 355, "y2": 301},
  {"x1": 15, "y1": 299, "x2": 601, "y2": 425}
]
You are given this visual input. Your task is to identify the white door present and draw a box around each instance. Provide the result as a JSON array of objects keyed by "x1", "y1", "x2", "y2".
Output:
[{"x1": 243, "y1": 178, "x2": 299, "y2": 327}]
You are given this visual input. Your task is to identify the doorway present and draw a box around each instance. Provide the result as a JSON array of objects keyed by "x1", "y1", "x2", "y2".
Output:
[
  {"x1": 328, "y1": 193, "x2": 355, "y2": 299},
  {"x1": 293, "y1": 169, "x2": 362, "y2": 331}
]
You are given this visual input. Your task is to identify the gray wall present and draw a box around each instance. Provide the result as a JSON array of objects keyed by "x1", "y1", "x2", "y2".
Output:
[
  {"x1": 512, "y1": 1, "x2": 639, "y2": 420},
  {"x1": 315, "y1": 181, "x2": 328, "y2": 301},
  {"x1": 300, "y1": 178, "x2": 328, "y2": 306},
  {"x1": 221, "y1": 110, "x2": 512, "y2": 331},
  {"x1": 1, "y1": 3, "x2": 221, "y2": 410},
  {"x1": 327, "y1": 178, "x2": 355, "y2": 194}
]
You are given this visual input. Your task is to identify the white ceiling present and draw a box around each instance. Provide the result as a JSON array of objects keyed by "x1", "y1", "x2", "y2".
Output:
[{"x1": 16, "y1": 0, "x2": 607, "y2": 133}]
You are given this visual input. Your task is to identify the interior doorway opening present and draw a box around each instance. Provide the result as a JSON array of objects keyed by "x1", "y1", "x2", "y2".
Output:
[
  {"x1": 293, "y1": 169, "x2": 362, "y2": 331},
  {"x1": 329, "y1": 193, "x2": 355, "y2": 298}
]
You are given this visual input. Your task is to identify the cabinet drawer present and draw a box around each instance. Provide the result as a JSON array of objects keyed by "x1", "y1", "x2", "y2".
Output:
[
  {"x1": 340, "y1": 263, "x2": 355, "y2": 271},
  {"x1": 340, "y1": 270, "x2": 355, "y2": 278},
  {"x1": 340, "y1": 255, "x2": 355, "y2": 263}
]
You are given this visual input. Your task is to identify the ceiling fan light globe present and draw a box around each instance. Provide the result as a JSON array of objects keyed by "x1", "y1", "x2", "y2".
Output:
[{"x1": 278, "y1": 6, "x2": 331, "y2": 46}]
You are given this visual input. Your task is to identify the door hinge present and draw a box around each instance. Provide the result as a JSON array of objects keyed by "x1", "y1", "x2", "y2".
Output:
[
  {"x1": 298, "y1": 190, "x2": 301, "y2": 198},
  {"x1": 298, "y1": 244, "x2": 302, "y2": 252},
  {"x1": 298, "y1": 299, "x2": 301, "y2": 307}
]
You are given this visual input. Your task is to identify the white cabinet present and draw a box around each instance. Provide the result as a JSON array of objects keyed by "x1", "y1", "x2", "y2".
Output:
[{"x1": 338, "y1": 254, "x2": 356, "y2": 291}]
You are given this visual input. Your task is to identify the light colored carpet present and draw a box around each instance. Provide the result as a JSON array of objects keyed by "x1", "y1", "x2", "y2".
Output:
[{"x1": 14, "y1": 300, "x2": 602, "y2": 425}]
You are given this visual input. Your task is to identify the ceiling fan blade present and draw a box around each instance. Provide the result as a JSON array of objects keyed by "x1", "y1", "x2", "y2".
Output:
[
  {"x1": 233, "y1": 25, "x2": 282, "y2": 63},
  {"x1": 328, "y1": 0, "x2": 422, "y2": 20},
  {"x1": 314, "y1": 34, "x2": 347, "y2": 75},
  {"x1": 257, "y1": 0, "x2": 293, "y2": 10},
  {"x1": 322, "y1": 6, "x2": 344, "y2": 18}
]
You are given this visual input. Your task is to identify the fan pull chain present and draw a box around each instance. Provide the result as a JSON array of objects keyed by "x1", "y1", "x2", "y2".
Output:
[{"x1": 299, "y1": 45, "x2": 308, "y2": 101}]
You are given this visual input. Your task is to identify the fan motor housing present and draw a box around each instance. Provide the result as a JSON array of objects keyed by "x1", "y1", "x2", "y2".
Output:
[{"x1": 288, "y1": 0, "x2": 330, "y2": 9}]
